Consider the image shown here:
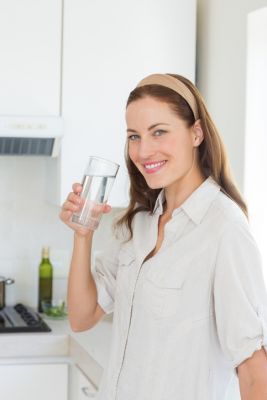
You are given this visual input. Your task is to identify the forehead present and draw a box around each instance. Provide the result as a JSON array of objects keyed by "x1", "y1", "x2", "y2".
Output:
[{"x1": 126, "y1": 97, "x2": 179, "y2": 128}]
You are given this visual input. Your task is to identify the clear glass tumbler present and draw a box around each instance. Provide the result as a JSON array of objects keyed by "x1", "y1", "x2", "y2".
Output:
[{"x1": 71, "y1": 156, "x2": 120, "y2": 230}]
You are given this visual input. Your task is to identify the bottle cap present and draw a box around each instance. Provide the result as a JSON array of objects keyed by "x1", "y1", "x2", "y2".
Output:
[{"x1": 42, "y1": 246, "x2": 50, "y2": 258}]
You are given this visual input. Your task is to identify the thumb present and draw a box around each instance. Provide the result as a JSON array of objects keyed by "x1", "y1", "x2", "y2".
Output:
[{"x1": 103, "y1": 204, "x2": 112, "y2": 214}]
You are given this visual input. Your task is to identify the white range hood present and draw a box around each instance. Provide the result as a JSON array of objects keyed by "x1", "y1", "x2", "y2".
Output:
[{"x1": 0, "y1": 116, "x2": 63, "y2": 157}]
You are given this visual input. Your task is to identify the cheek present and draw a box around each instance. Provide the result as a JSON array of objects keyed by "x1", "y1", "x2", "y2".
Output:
[
  {"x1": 166, "y1": 136, "x2": 193, "y2": 162},
  {"x1": 127, "y1": 143, "x2": 133, "y2": 158},
  {"x1": 128, "y1": 144, "x2": 137, "y2": 163},
  {"x1": 172, "y1": 134, "x2": 192, "y2": 154}
]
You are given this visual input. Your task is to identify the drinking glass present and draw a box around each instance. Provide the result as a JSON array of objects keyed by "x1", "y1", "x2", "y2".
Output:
[{"x1": 71, "y1": 156, "x2": 120, "y2": 230}]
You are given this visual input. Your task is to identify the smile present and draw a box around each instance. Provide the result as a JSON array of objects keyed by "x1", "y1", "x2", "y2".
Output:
[{"x1": 143, "y1": 160, "x2": 167, "y2": 174}]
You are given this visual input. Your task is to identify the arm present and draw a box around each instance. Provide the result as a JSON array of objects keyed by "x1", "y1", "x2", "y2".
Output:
[
  {"x1": 238, "y1": 347, "x2": 267, "y2": 400},
  {"x1": 213, "y1": 220, "x2": 267, "y2": 393},
  {"x1": 59, "y1": 183, "x2": 110, "y2": 332},
  {"x1": 67, "y1": 232, "x2": 106, "y2": 331}
]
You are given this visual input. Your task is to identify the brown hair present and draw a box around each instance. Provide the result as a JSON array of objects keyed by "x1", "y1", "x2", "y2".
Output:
[{"x1": 116, "y1": 74, "x2": 248, "y2": 239}]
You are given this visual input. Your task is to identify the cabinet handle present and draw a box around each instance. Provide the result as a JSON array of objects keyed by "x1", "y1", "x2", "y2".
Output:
[{"x1": 81, "y1": 386, "x2": 96, "y2": 398}]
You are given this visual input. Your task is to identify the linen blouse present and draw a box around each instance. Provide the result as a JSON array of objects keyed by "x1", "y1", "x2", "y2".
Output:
[{"x1": 93, "y1": 176, "x2": 267, "y2": 400}]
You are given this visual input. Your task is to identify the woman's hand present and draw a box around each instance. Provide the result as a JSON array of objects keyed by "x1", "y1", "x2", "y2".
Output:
[{"x1": 59, "y1": 183, "x2": 112, "y2": 236}]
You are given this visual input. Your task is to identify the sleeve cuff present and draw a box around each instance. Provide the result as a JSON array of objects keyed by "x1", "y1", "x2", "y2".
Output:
[
  {"x1": 233, "y1": 307, "x2": 267, "y2": 376},
  {"x1": 96, "y1": 281, "x2": 114, "y2": 314},
  {"x1": 234, "y1": 305, "x2": 267, "y2": 375},
  {"x1": 233, "y1": 337, "x2": 264, "y2": 372}
]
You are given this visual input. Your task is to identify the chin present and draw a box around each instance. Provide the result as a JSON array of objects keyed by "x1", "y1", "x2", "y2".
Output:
[{"x1": 145, "y1": 179, "x2": 165, "y2": 190}]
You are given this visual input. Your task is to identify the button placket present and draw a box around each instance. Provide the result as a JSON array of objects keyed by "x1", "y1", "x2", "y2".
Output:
[
  {"x1": 114, "y1": 228, "x2": 160, "y2": 399},
  {"x1": 113, "y1": 259, "x2": 144, "y2": 399},
  {"x1": 113, "y1": 213, "x2": 162, "y2": 398}
]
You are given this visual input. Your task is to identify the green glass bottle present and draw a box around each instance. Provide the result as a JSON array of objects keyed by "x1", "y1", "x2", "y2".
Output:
[{"x1": 38, "y1": 246, "x2": 53, "y2": 313}]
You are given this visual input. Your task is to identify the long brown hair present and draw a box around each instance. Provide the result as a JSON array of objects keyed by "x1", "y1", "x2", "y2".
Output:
[{"x1": 116, "y1": 74, "x2": 248, "y2": 239}]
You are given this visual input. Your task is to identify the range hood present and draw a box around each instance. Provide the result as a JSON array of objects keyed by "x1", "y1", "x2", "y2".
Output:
[{"x1": 0, "y1": 116, "x2": 63, "y2": 157}]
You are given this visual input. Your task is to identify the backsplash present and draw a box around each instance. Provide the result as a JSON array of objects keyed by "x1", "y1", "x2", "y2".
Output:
[{"x1": 0, "y1": 156, "x2": 123, "y2": 308}]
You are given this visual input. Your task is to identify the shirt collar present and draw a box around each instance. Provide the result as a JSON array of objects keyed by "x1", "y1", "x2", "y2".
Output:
[
  {"x1": 153, "y1": 176, "x2": 221, "y2": 224},
  {"x1": 153, "y1": 189, "x2": 165, "y2": 215}
]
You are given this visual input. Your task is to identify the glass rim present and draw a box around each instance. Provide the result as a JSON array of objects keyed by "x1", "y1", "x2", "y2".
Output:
[{"x1": 87, "y1": 156, "x2": 120, "y2": 169}]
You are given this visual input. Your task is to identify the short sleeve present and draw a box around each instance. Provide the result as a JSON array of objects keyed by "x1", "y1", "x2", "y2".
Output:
[
  {"x1": 92, "y1": 235, "x2": 122, "y2": 314},
  {"x1": 214, "y1": 220, "x2": 267, "y2": 369}
]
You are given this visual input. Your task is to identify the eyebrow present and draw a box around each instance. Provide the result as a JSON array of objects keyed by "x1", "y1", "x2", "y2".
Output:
[{"x1": 127, "y1": 123, "x2": 170, "y2": 133}]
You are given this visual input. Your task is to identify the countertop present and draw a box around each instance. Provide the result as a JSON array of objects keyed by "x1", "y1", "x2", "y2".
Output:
[
  {"x1": 0, "y1": 313, "x2": 113, "y2": 385},
  {"x1": 46, "y1": 313, "x2": 113, "y2": 368}
]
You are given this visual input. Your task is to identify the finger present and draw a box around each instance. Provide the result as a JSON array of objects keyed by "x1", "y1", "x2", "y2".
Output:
[
  {"x1": 72, "y1": 183, "x2": 83, "y2": 194},
  {"x1": 67, "y1": 192, "x2": 83, "y2": 205},
  {"x1": 62, "y1": 200, "x2": 81, "y2": 213},
  {"x1": 59, "y1": 209, "x2": 72, "y2": 222},
  {"x1": 103, "y1": 204, "x2": 112, "y2": 213}
]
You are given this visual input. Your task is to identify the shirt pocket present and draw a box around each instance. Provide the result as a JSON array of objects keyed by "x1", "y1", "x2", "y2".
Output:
[
  {"x1": 119, "y1": 250, "x2": 135, "y2": 268},
  {"x1": 142, "y1": 268, "x2": 187, "y2": 319}
]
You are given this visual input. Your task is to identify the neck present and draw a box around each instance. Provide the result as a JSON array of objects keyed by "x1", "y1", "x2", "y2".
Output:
[{"x1": 163, "y1": 169, "x2": 206, "y2": 217}]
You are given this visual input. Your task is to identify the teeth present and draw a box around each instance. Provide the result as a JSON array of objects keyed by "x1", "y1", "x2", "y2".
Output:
[{"x1": 145, "y1": 161, "x2": 165, "y2": 170}]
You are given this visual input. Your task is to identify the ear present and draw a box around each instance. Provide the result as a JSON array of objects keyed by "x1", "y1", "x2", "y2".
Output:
[{"x1": 191, "y1": 119, "x2": 204, "y2": 147}]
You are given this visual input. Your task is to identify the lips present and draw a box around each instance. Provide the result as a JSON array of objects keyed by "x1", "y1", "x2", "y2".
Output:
[{"x1": 143, "y1": 160, "x2": 167, "y2": 174}]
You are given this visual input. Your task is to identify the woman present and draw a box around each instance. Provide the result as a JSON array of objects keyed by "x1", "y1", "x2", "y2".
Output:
[{"x1": 60, "y1": 73, "x2": 267, "y2": 399}]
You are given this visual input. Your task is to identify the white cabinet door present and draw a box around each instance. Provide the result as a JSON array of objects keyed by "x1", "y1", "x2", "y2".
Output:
[
  {"x1": 70, "y1": 365, "x2": 98, "y2": 400},
  {"x1": 0, "y1": 363, "x2": 68, "y2": 400},
  {"x1": 0, "y1": 0, "x2": 62, "y2": 116},
  {"x1": 57, "y1": 0, "x2": 197, "y2": 207}
]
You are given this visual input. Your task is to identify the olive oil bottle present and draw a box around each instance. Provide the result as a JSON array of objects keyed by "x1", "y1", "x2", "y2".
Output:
[{"x1": 38, "y1": 246, "x2": 53, "y2": 312}]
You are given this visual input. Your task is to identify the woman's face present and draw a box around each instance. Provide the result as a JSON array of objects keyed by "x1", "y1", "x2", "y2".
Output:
[{"x1": 126, "y1": 96, "x2": 202, "y2": 190}]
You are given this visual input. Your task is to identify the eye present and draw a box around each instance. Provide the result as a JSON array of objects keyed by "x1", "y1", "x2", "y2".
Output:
[
  {"x1": 153, "y1": 129, "x2": 167, "y2": 137},
  {"x1": 127, "y1": 134, "x2": 140, "y2": 141}
]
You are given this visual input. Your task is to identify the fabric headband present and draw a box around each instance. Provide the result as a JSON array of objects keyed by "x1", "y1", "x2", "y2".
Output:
[{"x1": 136, "y1": 73, "x2": 199, "y2": 120}]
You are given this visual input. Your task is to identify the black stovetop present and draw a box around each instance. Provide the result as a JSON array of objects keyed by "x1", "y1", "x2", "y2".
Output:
[{"x1": 0, "y1": 303, "x2": 51, "y2": 333}]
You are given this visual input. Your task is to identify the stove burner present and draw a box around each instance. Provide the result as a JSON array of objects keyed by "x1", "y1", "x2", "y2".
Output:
[{"x1": 0, "y1": 303, "x2": 51, "y2": 333}]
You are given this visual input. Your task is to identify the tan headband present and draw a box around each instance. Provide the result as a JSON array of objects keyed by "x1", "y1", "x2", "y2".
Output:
[{"x1": 136, "y1": 74, "x2": 199, "y2": 120}]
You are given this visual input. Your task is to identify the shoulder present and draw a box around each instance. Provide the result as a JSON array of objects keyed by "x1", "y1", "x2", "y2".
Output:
[
  {"x1": 212, "y1": 190, "x2": 248, "y2": 229},
  {"x1": 211, "y1": 192, "x2": 260, "y2": 257},
  {"x1": 204, "y1": 189, "x2": 257, "y2": 253}
]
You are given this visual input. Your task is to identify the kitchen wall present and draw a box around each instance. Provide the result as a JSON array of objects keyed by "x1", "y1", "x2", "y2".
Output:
[
  {"x1": 197, "y1": 0, "x2": 267, "y2": 190},
  {"x1": 197, "y1": 0, "x2": 267, "y2": 280},
  {"x1": 0, "y1": 156, "x2": 121, "y2": 307}
]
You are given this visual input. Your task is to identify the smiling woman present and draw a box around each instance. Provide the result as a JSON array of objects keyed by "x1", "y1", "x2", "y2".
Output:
[
  {"x1": 61, "y1": 73, "x2": 267, "y2": 400},
  {"x1": 117, "y1": 73, "x2": 247, "y2": 239}
]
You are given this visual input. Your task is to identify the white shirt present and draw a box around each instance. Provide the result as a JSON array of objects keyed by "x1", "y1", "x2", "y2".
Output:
[{"x1": 93, "y1": 176, "x2": 267, "y2": 400}]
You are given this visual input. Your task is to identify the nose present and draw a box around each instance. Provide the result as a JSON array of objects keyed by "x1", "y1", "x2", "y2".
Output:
[{"x1": 137, "y1": 136, "x2": 157, "y2": 160}]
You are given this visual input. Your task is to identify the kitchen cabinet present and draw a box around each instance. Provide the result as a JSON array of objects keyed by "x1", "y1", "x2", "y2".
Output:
[
  {"x1": 70, "y1": 365, "x2": 98, "y2": 399},
  {"x1": 0, "y1": 362, "x2": 68, "y2": 400},
  {"x1": 0, "y1": 317, "x2": 112, "y2": 400},
  {"x1": 69, "y1": 335, "x2": 104, "y2": 400},
  {"x1": 53, "y1": 0, "x2": 197, "y2": 207},
  {"x1": 0, "y1": 0, "x2": 62, "y2": 116}
]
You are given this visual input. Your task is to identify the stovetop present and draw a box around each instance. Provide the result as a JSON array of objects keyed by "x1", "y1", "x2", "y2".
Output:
[{"x1": 0, "y1": 303, "x2": 51, "y2": 333}]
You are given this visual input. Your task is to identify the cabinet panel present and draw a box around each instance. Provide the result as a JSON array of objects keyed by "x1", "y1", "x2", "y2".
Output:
[
  {"x1": 70, "y1": 365, "x2": 98, "y2": 400},
  {"x1": 59, "y1": 0, "x2": 196, "y2": 207},
  {"x1": 0, "y1": 0, "x2": 62, "y2": 115},
  {"x1": 0, "y1": 363, "x2": 68, "y2": 400}
]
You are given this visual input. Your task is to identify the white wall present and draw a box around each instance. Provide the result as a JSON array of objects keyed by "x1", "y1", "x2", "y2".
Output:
[
  {"x1": 197, "y1": 0, "x2": 267, "y2": 190},
  {"x1": 0, "y1": 156, "x2": 120, "y2": 307},
  {"x1": 197, "y1": 0, "x2": 267, "y2": 278},
  {"x1": 244, "y1": 7, "x2": 267, "y2": 282}
]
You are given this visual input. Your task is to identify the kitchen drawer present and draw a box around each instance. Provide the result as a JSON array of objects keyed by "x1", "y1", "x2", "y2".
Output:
[
  {"x1": 0, "y1": 362, "x2": 68, "y2": 400},
  {"x1": 72, "y1": 365, "x2": 98, "y2": 399}
]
